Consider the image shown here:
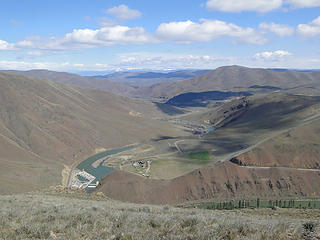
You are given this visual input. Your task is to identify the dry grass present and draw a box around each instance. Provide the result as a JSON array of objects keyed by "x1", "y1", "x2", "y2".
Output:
[{"x1": 1, "y1": 190, "x2": 320, "y2": 240}]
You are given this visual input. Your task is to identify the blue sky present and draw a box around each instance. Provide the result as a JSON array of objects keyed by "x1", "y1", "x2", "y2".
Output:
[{"x1": 0, "y1": 0, "x2": 320, "y2": 72}]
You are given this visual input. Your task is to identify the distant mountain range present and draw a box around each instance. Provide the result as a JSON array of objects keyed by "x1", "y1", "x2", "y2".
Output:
[
  {"x1": 4, "y1": 66, "x2": 320, "y2": 102},
  {"x1": 133, "y1": 65, "x2": 320, "y2": 99},
  {"x1": 268, "y1": 68, "x2": 320, "y2": 72},
  {"x1": 94, "y1": 70, "x2": 210, "y2": 87}
]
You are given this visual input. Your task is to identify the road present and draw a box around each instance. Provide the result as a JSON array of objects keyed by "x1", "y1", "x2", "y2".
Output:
[
  {"x1": 174, "y1": 140, "x2": 184, "y2": 153},
  {"x1": 241, "y1": 166, "x2": 320, "y2": 172}
]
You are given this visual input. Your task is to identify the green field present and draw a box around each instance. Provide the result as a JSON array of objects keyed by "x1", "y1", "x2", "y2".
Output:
[{"x1": 188, "y1": 151, "x2": 211, "y2": 164}]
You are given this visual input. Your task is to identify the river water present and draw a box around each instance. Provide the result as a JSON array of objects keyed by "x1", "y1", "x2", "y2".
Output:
[{"x1": 76, "y1": 145, "x2": 136, "y2": 192}]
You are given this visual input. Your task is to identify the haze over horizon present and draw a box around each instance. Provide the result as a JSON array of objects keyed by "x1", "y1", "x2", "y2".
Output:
[{"x1": 1, "y1": 0, "x2": 320, "y2": 72}]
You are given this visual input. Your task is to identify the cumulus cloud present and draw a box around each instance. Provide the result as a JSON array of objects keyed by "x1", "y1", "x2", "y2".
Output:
[
  {"x1": 13, "y1": 19, "x2": 266, "y2": 51},
  {"x1": 259, "y1": 22, "x2": 295, "y2": 37},
  {"x1": 0, "y1": 60, "x2": 112, "y2": 71},
  {"x1": 0, "y1": 40, "x2": 16, "y2": 50},
  {"x1": 206, "y1": 0, "x2": 283, "y2": 12},
  {"x1": 286, "y1": 0, "x2": 320, "y2": 8},
  {"x1": 13, "y1": 25, "x2": 156, "y2": 50},
  {"x1": 156, "y1": 19, "x2": 266, "y2": 44},
  {"x1": 115, "y1": 53, "x2": 228, "y2": 70},
  {"x1": 206, "y1": 0, "x2": 320, "y2": 12},
  {"x1": 118, "y1": 52, "x2": 320, "y2": 71},
  {"x1": 106, "y1": 5, "x2": 141, "y2": 20},
  {"x1": 297, "y1": 16, "x2": 320, "y2": 37},
  {"x1": 254, "y1": 50, "x2": 292, "y2": 61},
  {"x1": 63, "y1": 26, "x2": 154, "y2": 47},
  {"x1": 0, "y1": 60, "x2": 72, "y2": 71}
]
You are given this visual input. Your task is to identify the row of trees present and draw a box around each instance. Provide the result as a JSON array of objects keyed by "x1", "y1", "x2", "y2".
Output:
[{"x1": 198, "y1": 199, "x2": 319, "y2": 210}]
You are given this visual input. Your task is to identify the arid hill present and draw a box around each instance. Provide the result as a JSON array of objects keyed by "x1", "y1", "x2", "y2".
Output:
[
  {"x1": 4, "y1": 69, "x2": 210, "y2": 97},
  {"x1": 97, "y1": 161, "x2": 320, "y2": 205},
  {"x1": 7, "y1": 66, "x2": 320, "y2": 101},
  {"x1": 3, "y1": 69, "x2": 135, "y2": 96},
  {"x1": 0, "y1": 72, "x2": 187, "y2": 194},
  {"x1": 231, "y1": 117, "x2": 320, "y2": 169},
  {"x1": 181, "y1": 93, "x2": 320, "y2": 158},
  {"x1": 134, "y1": 66, "x2": 320, "y2": 99}
]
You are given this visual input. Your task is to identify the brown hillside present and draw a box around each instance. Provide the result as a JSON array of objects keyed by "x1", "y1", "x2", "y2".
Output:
[
  {"x1": 232, "y1": 117, "x2": 320, "y2": 169},
  {"x1": 0, "y1": 72, "x2": 186, "y2": 194},
  {"x1": 182, "y1": 93, "x2": 320, "y2": 160},
  {"x1": 97, "y1": 161, "x2": 320, "y2": 205},
  {"x1": 4, "y1": 69, "x2": 135, "y2": 96}
]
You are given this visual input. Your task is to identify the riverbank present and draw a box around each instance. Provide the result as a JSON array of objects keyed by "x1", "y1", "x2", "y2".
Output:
[{"x1": 69, "y1": 145, "x2": 137, "y2": 192}]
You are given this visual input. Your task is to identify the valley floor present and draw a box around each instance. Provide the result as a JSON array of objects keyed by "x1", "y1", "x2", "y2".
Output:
[{"x1": 1, "y1": 190, "x2": 320, "y2": 240}]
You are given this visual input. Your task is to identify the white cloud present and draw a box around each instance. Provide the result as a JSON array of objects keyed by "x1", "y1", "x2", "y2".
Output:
[
  {"x1": 64, "y1": 26, "x2": 155, "y2": 46},
  {"x1": 0, "y1": 60, "x2": 70, "y2": 71},
  {"x1": 13, "y1": 25, "x2": 156, "y2": 50},
  {"x1": 0, "y1": 60, "x2": 111, "y2": 71},
  {"x1": 254, "y1": 50, "x2": 292, "y2": 61},
  {"x1": 206, "y1": 0, "x2": 283, "y2": 12},
  {"x1": 13, "y1": 19, "x2": 267, "y2": 51},
  {"x1": 106, "y1": 5, "x2": 141, "y2": 20},
  {"x1": 297, "y1": 16, "x2": 320, "y2": 37},
  {"x1": 286, "y1": 0, "x2": 320, "y2": 8},
  {"x1": 0, "y1": 40, "x2": 16, "y2": 50},
  {"x1": 115, "y1": 52, "x2": 228, "y2": 70},
  {"x1": 206, "y1": 0, "x2": 320, "y2": 12},
  {"x1": 1, "y1": 52, "x2": 320, "y2": 72},
  {"x1": 156, "y1": 19, "x2": 266, "y2": 45},
  {"x1": 259, "y1": 22, "x2": 295, "y2": 37}
]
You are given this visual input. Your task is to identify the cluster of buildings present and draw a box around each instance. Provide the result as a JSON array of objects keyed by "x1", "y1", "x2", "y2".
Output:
[{"x1": 132, "y1": 160, "x2": 150, "y2": 169}]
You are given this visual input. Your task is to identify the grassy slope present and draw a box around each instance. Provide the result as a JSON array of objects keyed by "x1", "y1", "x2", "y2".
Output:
[{"x1": 0, "y1": 190, "x2": 319, "y2": 239}]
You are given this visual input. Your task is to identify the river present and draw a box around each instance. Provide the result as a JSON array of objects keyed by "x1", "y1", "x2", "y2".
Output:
[{"x1": 76, "y1": 145, "x2": 136, "y2": 192}]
